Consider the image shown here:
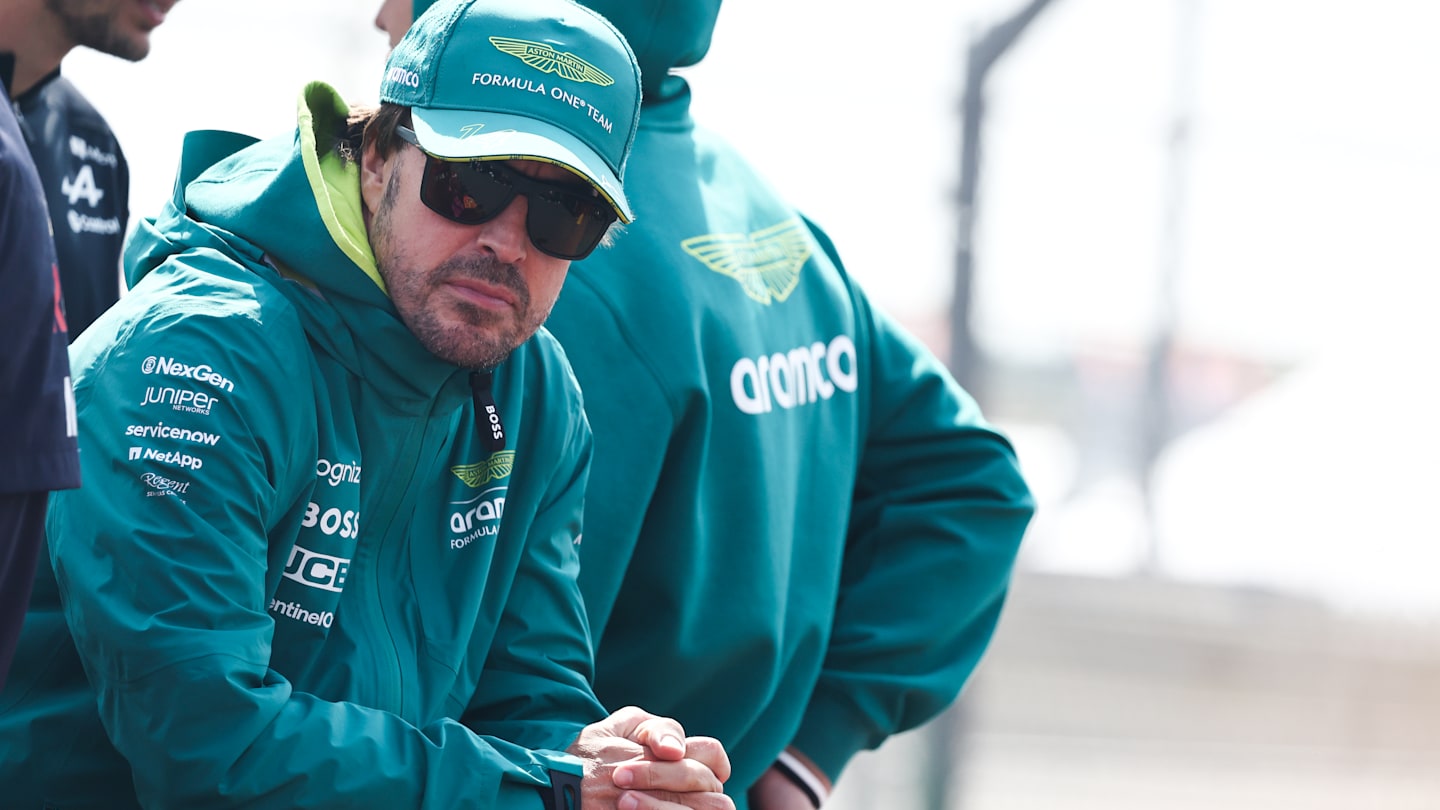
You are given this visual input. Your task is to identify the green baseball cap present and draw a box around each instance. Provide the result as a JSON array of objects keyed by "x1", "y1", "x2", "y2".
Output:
[{"x1": 381, "y1": 0, "x2": 641, "y2": 222}]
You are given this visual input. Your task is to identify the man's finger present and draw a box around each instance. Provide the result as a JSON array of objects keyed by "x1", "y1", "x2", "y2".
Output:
[{"x1": 613, "y1": 757, "x2": 725, "y2": 794}]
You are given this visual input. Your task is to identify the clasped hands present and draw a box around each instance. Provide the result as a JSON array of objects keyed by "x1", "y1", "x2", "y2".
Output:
[{"x1": 568, "y1": 706, "x2": 735, "y2": 810}]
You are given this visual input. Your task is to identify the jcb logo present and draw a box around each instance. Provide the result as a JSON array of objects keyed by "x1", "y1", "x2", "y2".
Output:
[{"x1": 282, "y1": 545, "x2": 351, "y2": 593}]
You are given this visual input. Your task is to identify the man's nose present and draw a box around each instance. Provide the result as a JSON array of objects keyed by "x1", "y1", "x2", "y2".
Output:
[{"x1": 474, "y1": 194, "x2": 531, "y2": 264}]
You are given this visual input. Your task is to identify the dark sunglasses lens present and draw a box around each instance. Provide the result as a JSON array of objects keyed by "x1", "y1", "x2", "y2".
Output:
[
  {"x1": 419, "y1": 159, "x2": 514, "y2": 225},
  {"x1": 527, "y1": 193, "x2": 616, "y2": 260},
  {"x1": 418, "y1": 156, "x2": 616, "y2": 260}
]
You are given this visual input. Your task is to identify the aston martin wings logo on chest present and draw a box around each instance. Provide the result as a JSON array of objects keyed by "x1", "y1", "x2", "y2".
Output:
[
  {"x1": 490, "y1": 36, "x2": 615, "y2": 86},
  {"x1": 451, "y1": 451, "x2": 516, "y2": 487},
  {"x1": 681, "y1": 218, "x2": 813, "y2": 305}
]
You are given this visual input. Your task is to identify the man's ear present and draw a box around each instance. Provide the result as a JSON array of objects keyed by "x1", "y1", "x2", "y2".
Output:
[{"x1": 360, "y1": 139, "x2": 390, "y2": 215}]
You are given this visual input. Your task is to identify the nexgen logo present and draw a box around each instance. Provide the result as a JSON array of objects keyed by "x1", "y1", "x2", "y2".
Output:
[{"x1": 282, "y1": 545, "x2": 350, "y2": 593}]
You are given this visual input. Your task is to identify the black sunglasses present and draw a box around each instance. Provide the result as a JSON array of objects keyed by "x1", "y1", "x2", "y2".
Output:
[{"x1": 396, "y1": 126, "x2": 617, "y2": 260}]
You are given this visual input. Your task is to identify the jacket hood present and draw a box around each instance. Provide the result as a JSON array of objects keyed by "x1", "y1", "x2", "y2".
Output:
[
  {"x1": 581, "y1": 0, "x2": 721, "y2": 103},
  {"x1": 124, "y1": 81, "x2": 467, "y2": 404},
  {"x1": 412, "y1": 0, "x2": 720, "y2": 104}
]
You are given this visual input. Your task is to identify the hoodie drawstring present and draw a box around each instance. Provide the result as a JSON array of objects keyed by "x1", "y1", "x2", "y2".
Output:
[{"x1": 469, "y1": 371, "x2": 507, "y2": 453}]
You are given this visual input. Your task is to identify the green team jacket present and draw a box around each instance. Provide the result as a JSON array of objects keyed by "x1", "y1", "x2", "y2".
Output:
[
  {"x1": 547, "y1": 1, "x2": 1037, "y2": 803},
  {"x1": 0, "y1": 83, "x2": 603, "y2": 808}
]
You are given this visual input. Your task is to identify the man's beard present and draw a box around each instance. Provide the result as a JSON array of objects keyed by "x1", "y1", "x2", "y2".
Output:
[
  {"x1": 46, "y1": 0, "x2": 152, "y2": 61},
  {"x1": 372, "y1": 174, "x2": 538, "y2": 370}
]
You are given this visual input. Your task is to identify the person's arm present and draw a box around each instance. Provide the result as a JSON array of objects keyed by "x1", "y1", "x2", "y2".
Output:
[
  {"x1": 49, "y1": 264, "x2": 605, "y2": 809},
  {"x1": 781, "y1": 225, "x2": 1036, "y2": 791}
]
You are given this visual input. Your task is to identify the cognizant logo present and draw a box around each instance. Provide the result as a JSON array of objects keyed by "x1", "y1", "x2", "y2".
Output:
[
  {"x1": 730, "y1": 334, "x2": 859, "y2": 415},
  {"x1": 315, "y1": 458, "x2": 361, "y2": 488}
]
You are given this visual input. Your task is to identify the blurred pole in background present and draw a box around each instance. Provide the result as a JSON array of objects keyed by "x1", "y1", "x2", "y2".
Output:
[
  {"x1": 1139, "y1": 0, "x2": 1200, "y2": 575},
  {"x1": 941, "y1": 7, "x2": 1059, "y2": 808},
  {"x1": 949, "y1": 0, "x2": 1059, "y2": 400}
]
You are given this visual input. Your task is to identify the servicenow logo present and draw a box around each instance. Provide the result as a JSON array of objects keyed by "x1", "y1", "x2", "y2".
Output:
[
  {"x1": 731, "y1": 335, "x2": 858, "y2": 415},
  {"x1": 125, "y1": 422, "x2": 221, "y2": 446}
]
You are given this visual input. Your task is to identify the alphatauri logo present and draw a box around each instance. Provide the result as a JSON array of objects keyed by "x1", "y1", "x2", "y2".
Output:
[
  {"x1": 681, "y1": 218, "x2": 813, "y2": 305},
  {"x1": 490, "y1": 36, "x2": 614, "y2": 85},
  {"x1": 451, "y1": 451, "x2": 515, "y2": 488}
]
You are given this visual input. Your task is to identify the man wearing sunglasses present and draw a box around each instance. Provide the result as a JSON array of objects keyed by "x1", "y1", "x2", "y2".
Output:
[
  {"x1": 0, "y1": 1, "x2": 735, "y2": 808},
  {"x1": 381, "y1": 1, "x2": 1034, "y2": 808}
]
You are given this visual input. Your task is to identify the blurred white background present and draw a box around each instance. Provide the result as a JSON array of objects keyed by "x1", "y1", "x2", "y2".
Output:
[{"x1": 61, "y1": 0, "x2": 1440, "y2": 806}]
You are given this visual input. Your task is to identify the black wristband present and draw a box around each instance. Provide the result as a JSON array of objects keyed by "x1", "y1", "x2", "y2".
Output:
[
  {"x1": 540, "y1": 768, "x2": 583, "y2": 810},
  {"x1": 772, "y1": 755, "x2": 824, "y2": 809}
]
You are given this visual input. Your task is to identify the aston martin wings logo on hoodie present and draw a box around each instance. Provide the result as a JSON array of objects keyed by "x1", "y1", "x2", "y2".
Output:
[
  {"x1": 490, "y1": 37, "x2": 615, "y2": 86},
  {"x1": 681, "y1": 218, "x2": 813, "y2": 305},
  {"x1": 451, "y1": 451, "x2": 516, "y2": 487}
]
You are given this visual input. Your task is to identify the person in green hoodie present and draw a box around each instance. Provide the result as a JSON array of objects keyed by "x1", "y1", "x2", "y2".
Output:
[
  {"x1": 375, "y1": 3, "x2": 1036, "y2": 809},
  {"x1": 0, "y1": 1, "x2": 737, "y2": 808}
]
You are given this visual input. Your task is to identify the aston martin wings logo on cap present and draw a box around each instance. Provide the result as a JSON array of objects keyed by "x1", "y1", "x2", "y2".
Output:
[
  {"x1": 489, "y1": 36, "x2": 615, "y2": 86},
  {"x1": 681, "y1": 218, "x2": 813, "y2": 305},
  {"x1": 451, "y1": 451, "x2": 516, "y2": 487}
]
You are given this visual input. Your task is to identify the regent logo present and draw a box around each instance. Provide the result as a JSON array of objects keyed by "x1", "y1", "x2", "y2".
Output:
[
  {"x1": 681, "y1": 219, "x2": 812, "y2": 305},
  {"x1": 141, "y1": 356, "x2": 236, "y2": 392},
  {"x1": 386, "y1": 66, "x2": 421, "y2": 87},
  {"x1": 315, "y1": 458, "x2": 362, "y2": 488},
  {"x1": 141, "y1": 386, "x2": 216, "y2": 415},
  {"x1": 124, "y1": 422, "x2": 221, "y2": 447},
  {"x1": 281, "y1": 544, "x2": 351, "y2": 593},
  {"x1": 301, "y1": 501, "x2": 360, "y2": 539},
  {"x1": 451, "y1": 451, "x2": 515, "y2": 487},
  {"x1": 449, "y1": 486, "x2": 506, "y2": 550},
  {"x1": 731, "y1": 335, "x2": 859, "y2": 415},
  {"x1": 141, "y1": 471, "x2": 191, "y2": 497},
  {"x1": 489, "y1": 36, "x2": 615, "y2": 86}
]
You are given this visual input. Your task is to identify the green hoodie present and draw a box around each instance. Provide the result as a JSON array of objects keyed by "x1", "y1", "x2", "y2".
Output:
[
  {"x1": 0, "y1": 83, "x2": 603, "y2": 809},
  {"x1": 547, "y1": 1, "x2": 1036, "y2": 804}
]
